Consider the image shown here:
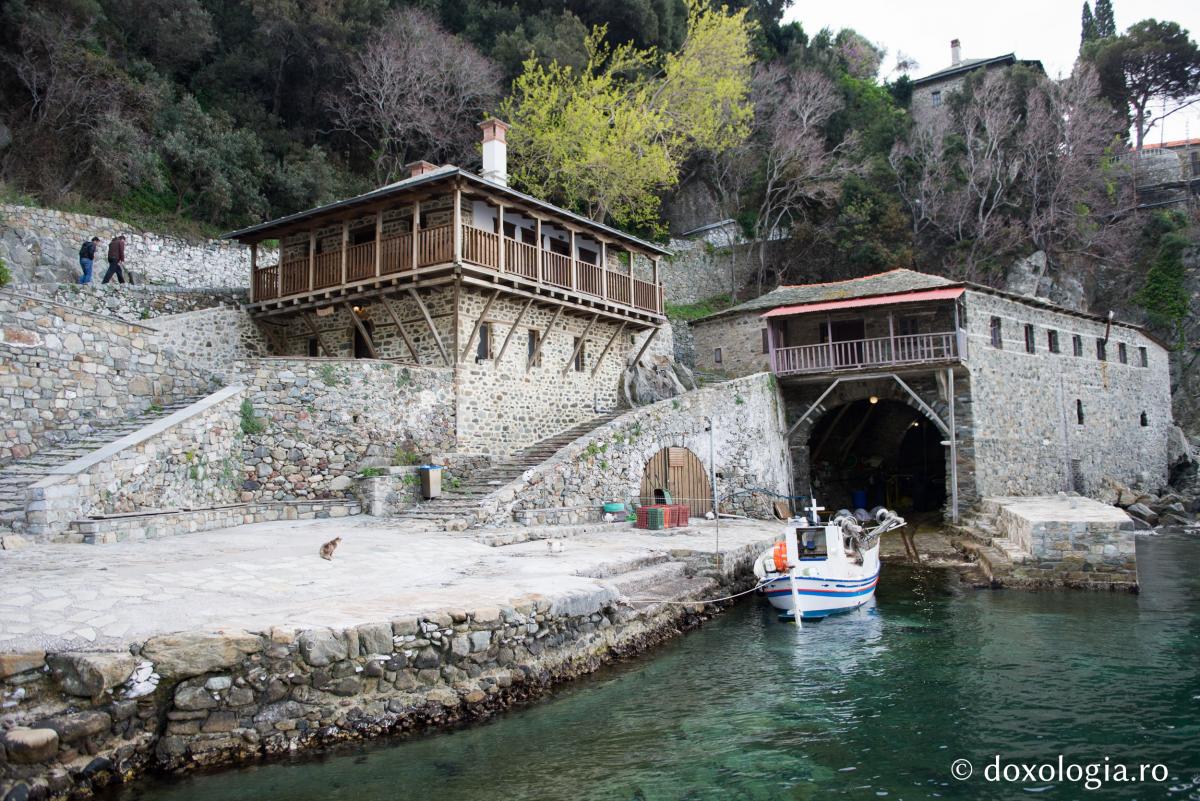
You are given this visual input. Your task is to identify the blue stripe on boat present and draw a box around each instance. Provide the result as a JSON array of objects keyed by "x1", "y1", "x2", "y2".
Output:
[{"x1": 764, "y1": 583, "x2": 877, "y2": 599}]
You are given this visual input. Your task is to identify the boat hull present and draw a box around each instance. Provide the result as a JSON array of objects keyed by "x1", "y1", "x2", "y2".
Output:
[{"x1": 760, "y1": 571, "x2": 879, "y2": 620}]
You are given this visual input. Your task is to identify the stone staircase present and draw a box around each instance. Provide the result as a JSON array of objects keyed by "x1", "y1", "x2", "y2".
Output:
[
  {"x1": 400, "y1": 410, "x2": 625, "y2": 526},
  {"x1": 951, "y1": 500, "x2": 1033, "y2": 583},
  {"x1": 0, "y1": 398, "x2": 204, "y2": 533}
]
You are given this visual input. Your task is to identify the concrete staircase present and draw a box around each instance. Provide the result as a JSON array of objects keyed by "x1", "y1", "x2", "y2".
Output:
[
  {"x1": 0, "y1": 398, "x2": 204, "y2": 533},
  {"x1": 400, "y1": 410, "x2": 625, "y2": 526}
]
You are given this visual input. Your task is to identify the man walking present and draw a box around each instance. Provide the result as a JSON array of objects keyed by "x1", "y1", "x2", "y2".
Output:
[
  {"x1": 102, "y1": 234, "x2": 126, "y2": 284},
  {"x1": 78, "y1": 237, "x2": 100, "y2": 284}
]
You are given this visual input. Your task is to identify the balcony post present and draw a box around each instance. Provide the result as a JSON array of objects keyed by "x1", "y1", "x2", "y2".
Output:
[
  {"x1": 307, "y1": 231, "x2": 315, "y2": 291},
  {"x1": 249, "y1": 242, "x2": 257, "y2": 303},
  {"x1": 497, "y1": 202, "x2": 506, "y2": 272},
  {"x1": 825, "y1": 315, "x2": 834, "y2": 369},
  {"x1": 652, "y1": 256, "x2": 660, "y2": 312},
  {"x1": 411, "y1": 201, "x2": 420, "y2": 269},
  {"x1": 535, "y1": 217, "x2": 543, "y2": 284},
  {"x1": 374, "y1": 209, "x2": 382, "y2": 277},
  {"x1": 340, "y1": 219, "x2": 349, "y2": 285},
  {"x1": 600, "y1": 240, "x2": 608, "y2": 301},
  {"x1": 888, "y1": 312, "x2": 895, "y2": 364},
  {"x1": 452, "y1": 185, "x2": 462, "y2": 263},
  {"x1": 569, "y1": 229, "x2": 577, "y2": 289}
]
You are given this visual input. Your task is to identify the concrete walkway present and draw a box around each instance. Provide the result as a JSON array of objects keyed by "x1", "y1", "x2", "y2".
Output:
[{"x1": 0, "y1": 517, "x2": 778, "y2": 654}]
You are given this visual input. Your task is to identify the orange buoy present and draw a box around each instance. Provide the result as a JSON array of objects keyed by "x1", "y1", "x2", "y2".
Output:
[{"x1": 773, "y1": 541, "x2": 788, "y2": 572}]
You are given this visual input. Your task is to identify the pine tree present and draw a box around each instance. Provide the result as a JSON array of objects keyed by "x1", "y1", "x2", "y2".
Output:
[
  {"x1": 1094, "y1": 0, "x2": 1116, "y2": 38},
  {"x1": 1080, "y1": 2, "x2": 1097, "y2": 46}
]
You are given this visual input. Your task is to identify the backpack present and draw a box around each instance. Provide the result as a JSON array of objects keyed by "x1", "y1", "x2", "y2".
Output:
[{"x1": 79, "y1": 241, "x2": 94, "y2": 259}]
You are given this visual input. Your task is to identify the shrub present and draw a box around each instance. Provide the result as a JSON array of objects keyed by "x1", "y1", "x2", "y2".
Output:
[
  {"x1": 359, "y1": 467, "x2": 384, "y2": 477},
  {"x1": 393, "y1": 447, "x2": 420, "y2": 466},
  {"x1": 239, "y1": 398, "x2": 265, "y2": 435},
  {"x1": 0, "y1": 256, "x2": 9, "y2": 287},
  {"x1": 319, "y1": 363, "x2": 340, "y2": 386}
]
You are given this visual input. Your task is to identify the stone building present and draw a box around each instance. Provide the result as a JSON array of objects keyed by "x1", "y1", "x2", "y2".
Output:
[
  {"x1": 1126, "y1": 137, "x2": 1200, "y2": 209},
  {"x1": 225, "y1": 120, "x2": 671, "y2": 456},
  {"x1": 910, "y1": 39, "x2": 1043, "y2": 127},
  {"x1": 690, "y1": 269, "x2": 1172, "y2": 522}
]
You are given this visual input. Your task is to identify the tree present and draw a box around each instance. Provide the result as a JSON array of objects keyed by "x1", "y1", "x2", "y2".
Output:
[
  {"x1": 1080, "y1": 2, "x2": 1098, "y2": 47},
  {"x1": 328, "y1": 8, "x2": 501, "y2": 183},
  {"x1": 502, "y1": 0, "x2": 755, "y2": 232},
  {"x1": 1086, "y1": 19, "x2": 1200, "y2": 149},
  {"x1": 1094, "y1": 0, "x2": 1117, "y2": 38}
]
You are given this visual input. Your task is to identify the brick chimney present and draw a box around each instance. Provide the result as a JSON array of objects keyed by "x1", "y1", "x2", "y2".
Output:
[
  {"x1": 479, "y1": 118, "x2": 509, "y2": 187},
  {"x1": 950, "y1": 38, "x2": 962, "y2": 66},
  {"x1": 406, "y1": 160, "x2": 437, "y2": 178}
]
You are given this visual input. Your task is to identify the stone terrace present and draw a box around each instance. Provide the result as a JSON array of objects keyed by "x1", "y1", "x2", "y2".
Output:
[{"x1": 0, "y1": 516, "x2": 777, "y2": 654}]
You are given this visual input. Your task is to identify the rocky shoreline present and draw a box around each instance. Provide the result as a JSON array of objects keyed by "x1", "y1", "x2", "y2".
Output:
[{"x1": 0, "y1": 556, "x2": 754, "y2": 801}]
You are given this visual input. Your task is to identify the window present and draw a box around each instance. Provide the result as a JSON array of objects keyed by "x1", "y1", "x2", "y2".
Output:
[
  {"x1": 761, "y1": 329, "x2": 769, "y2": 354},
  {"x1": 1096, "y1": 338, "x2": 1107, "y2": 361},
  {"x1": 1139, "y1": 346, "x2": 1148, "y2": 367},
  {"x1": 1140, "y1": 411, "x2": 1149, "y2": 427},
  {"x1": 1118, "y1": 342, "x2": 1128, "y2": 364},
  {"x1": 1047, "y1": 330, "x2": 1060, "y2": 353},
  {"x1": 476, "y1": 322, "x2": 491, "y2": 362},
  {"x1": 1073, "y1": 335, "x2": 1083, "y2": 357},
  {"x1": 931, "y1": 90, "x2": 942, "y2": 107},
  {"x1": 1077, "y1": 399, "x2": 1085, "y2": 425},
  {"x1": 307, "y1": 337, "x2": 320, "y2": 357},
  {"x1": 897, "y1": 316, "x2": 921, "y2": 336},
  {"x1": 714, "y1": 347, "x2": 723, "y2": 365},
  {"x1": 990, "y1": 316, "x2": 1003, "y2": 348},
  {"x1": 573, "y1": 337, "x2": 585, "y2": 372},
  {"x1": 350, "y1": 226, "x2": 375, "y2": 246},
  {"x1": 1024, "y1": 324, "x2": 1036, "y2": 353},
  {"x1": 527, "y1": 329, "x2": 541, "y2": 367},
  {"x1": 1192, "y1": 150, "x2": 1200, "y2": 178}
]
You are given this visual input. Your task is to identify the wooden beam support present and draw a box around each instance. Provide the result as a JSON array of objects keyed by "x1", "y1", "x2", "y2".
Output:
[
  {"x1": 380, "y1": 295, "x2": 421, "y2": 363},
  {"x1": 411, "y1": 200, "x2": 420, "y2": 270},
  {"x1": 591, "y1": 321, "x2": 626, "y2": 377},
  {"x1": 569, "y1": 229, "x2": 577, "y2": 290},
  {"x1": 535, "y1": 217, "x2": 543, "y2": 284},
  {"x1": 497, "y1": 202, "x2": 506, "y2": 273},
  {"x1": 255, "y1": 319, "x2": 288, "y2": 356},
  {"x1": 460, "y1": 289, "x2": 500, "y2": 363},
  {"x1": 562, "y1": 313, "x2": 599, "y2": 375},
  {"x1": 810, "y1": 402, "x2": 852, "y2": 461},
  {"x1": 374, "y1": 209, "x2": 383, "y2": 277},
  {"x1": 340, "y1": 220, "x2": 349, "y2": 285},
  {"x1": 452, "y1": 185, "x2": 463, "y2": 263},
  {"x1": 631, "y1": 326, "x2": 660, "y2": 368},
  {"x1": 527, "y1": 306, "x2": 562, "y2": 373},
  {"x1": 408, "y1": 288, "x2": 450, "y2": 365},
  {"x1": 307, "y1": 231, "x2": 315, "y2": 293},
  {"x1": 495, "y1": 297, "x2": 533, "y2": 365},
  {"x1": 249, "y1": 243, "x2": 258, "y2": 303},
  {"x1": 344, "y1": 302, "x2": 377, "y2": 359},
  {"x1": 303, "y1": 312, "x2": 334, "y2": 357}
]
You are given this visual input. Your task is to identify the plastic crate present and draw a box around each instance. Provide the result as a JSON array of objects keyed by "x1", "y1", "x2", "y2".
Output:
[
  {"x1": 667, "y1": 504, "x2": 689, "y2": 526},
  {"x1": 636, "y1": 505, "x2": 668, "y2": 530}
]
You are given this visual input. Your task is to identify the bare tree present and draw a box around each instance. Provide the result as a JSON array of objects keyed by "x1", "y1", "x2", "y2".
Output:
[
  {"x1": 750, "y1": 64, "x2": 859, "y2": 292},
  {"x1": 327, "y1": 9, "x2": 502, "y2": 183}
]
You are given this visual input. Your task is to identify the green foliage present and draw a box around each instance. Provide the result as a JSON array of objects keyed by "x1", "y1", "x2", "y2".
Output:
[
  {"x1": 1135, "y1": 212, "x2": 1193, "y2": 345},
  {"x1": 734, "y1": 393, "x2": 745, "y2": 405},
  {"x1": 0, "y1": 256, "x2": 10, "y2": 288},
  {"x1": 665, "y1": 293, "x2": 735, "y2": 320},
  {"x1": 319, "y1": 363, "x2": 340, "y2": 386},
  {"x1": 148, "y1": 401, "x2": 164, "y2": 414},
  {"x1": 359, "y1": 467, "x2": 385, "y2": 477},
  {"x1": 393, "y1": 447, "x2": 421, "y2": 466},
  {"x1": 239, "y1": 398, "x2": 265, "y2": 435},
  {"x1": 396, "y1": 368, "x2": 414, "y2": 388}
]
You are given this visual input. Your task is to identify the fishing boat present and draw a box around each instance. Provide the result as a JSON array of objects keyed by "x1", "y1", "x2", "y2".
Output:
[{"x1": 752, "y1": 500, "x2": 906, "y2": 622}]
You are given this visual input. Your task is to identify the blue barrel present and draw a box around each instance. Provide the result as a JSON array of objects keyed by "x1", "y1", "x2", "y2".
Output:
[{"x1": 851, "y1": 489, "x2": 868, "y2": 510}]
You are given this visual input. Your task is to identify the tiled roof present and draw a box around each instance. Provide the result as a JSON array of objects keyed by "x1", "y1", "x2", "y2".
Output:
[
  {"x1": 696, "y1": 269, "x2": 955, "y2": 321},
  {"x1": 909, "y1": 54, "x2": 1046, "y2": 87}
]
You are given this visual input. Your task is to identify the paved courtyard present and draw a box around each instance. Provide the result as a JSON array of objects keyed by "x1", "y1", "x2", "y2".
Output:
[{"x1": 0, "y1": 517, "x2": 779, "y2": 654}]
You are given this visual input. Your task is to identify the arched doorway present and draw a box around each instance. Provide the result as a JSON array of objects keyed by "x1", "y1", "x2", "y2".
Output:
[
  {"x1": 806, "y1": 399, "x2": 946, "y2": 513},
  {"x1": 639, "y1": 446, "x2": 711, "y2": 517}
]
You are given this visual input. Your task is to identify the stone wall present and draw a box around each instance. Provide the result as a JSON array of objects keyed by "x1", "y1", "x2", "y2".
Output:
[
  {"x1": 474, "y1": 373, "x2": 790, "y2": 526},
  {"x1": 0, "y1": 204, "x2": 271, "y2": 287},
  {"x1": 659, "y1": 238, "x2": 746, "y2": 306},
  {"x1": 0, "y1": 291, "x2": 220, "y2": 466},
  {"x1": 691, "y1": 310, "x2": 770, "y2": 378},
  {"x1": 964, "y1": 290, "x2": 1172, "y2": 498},
  {"x1": 149, "y1": 308, "x2": 271, "y2": 381},
  {"x1": 0, "y1": 565, "x2": 754, "y2": 801},
  {"x1": 15, "y1": 284, "x2": 247, "y2": 324},
  {"x1": 238, "y1": 359, "x2": 456, "y2": 501},
  {"x1": 25, "y1": 387, "x2": 246, "y2": 541}
]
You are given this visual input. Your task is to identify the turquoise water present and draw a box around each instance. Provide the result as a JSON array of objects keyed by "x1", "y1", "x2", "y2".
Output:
[{"x1": 117, "y1": 533, "x2": 1200, "y2": 801}]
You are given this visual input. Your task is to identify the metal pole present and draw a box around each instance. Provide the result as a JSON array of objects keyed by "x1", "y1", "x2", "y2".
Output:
[
  {"x1": 709, "y1": 417, "x2": 719, "y2": 568},
  {"x1": 947, "y1": 367, "x2": 959, "y2": 524}
]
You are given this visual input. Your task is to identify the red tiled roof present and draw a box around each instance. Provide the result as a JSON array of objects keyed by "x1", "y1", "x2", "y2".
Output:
[{"x1": 760, "y1": 287, "x2": 965, "y2": 318}]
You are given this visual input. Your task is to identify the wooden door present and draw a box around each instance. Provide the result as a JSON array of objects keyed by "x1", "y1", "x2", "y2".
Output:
[{"x1": 639, "y1": 446, "x2": 711, "y2": 517}]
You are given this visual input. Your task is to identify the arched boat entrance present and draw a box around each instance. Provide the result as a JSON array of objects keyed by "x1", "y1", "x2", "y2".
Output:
[
  {"x1": 639, "y1": 446, "x2": 711, "y2": 517},
  {"x1": 806, "y1": 399, "x2": 946, "y2": 513}
]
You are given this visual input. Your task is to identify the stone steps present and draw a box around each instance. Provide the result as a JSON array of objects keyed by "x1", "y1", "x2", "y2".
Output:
[{"x1": 0, "y1": 397, "x2": 207, "y2": 533}]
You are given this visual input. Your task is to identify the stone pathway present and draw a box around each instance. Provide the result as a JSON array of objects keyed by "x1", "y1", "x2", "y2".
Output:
[{"x1": 0, "y1": 517, "x2": 777, "y2": 654}]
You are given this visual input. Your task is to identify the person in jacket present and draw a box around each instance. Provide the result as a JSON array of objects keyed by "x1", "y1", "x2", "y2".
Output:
[
  {"x1": 102, "y1": 234, "x2": 126, "y2": 284},
  {"x1": 78, "y1": 237, "x2": 100, "y2": 284}
]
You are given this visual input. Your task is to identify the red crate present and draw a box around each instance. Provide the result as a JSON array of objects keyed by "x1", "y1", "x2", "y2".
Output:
[
  {"x1": 635, "y1": 505, "x2": 669, "y2": 529},
  {"x1": 667, "y1": 504, "x2": 690, "y2": 526}
]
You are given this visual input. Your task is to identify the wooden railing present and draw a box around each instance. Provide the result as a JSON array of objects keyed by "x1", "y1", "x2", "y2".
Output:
[
  {"x1": 379, "y1": 234, "x2": 412, "y2": 275},
  {"x1": 280, "y1": 258, "x2": 308, "y2": 296},
  {"x1": 542, "y1": 251, "x2": 572, "y2": 289},
  {"x1": 254, "y1": 264, "x2": 279, "y2": 300},
  {"x1": 346, "y1": 241, "x2": 375, "y2": 282},
  {"x1": 313, "y1": 251, "x2": 340, "y2": 289},
  {"x1": 607, "y1": 271, "x2": 631, "y2": 306},
  {"x1": 506, "y1": 238, "x2": 538, "y2": 279},
  {"x1": 632, "y1": 278, "x2": 658, "y2": 312},
  {"x1": 577, "y1": 261, "x2": 603, "y2": 297},
  {"x1": 417, "y1": 224, "x2": 452, "y2": 267},
  {"x1": 773, "y1": 331, "x2": 960, "y2": 376},
  {"x1": 462, "y1": 225, "x2": 499, "y2": 268}
]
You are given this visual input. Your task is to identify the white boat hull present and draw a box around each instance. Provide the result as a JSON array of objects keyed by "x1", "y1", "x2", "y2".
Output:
[{"x1": 758, "y1": 556, "x2": 880, "y2": 620}]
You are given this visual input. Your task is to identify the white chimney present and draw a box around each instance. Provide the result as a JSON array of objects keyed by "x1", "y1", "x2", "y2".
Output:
[
  {"x1": 950, "y1": 38, "x2": 962, "y2": 66},
  {"x1": 479, "y1": 118, "x2": 509, "y2": 187}
]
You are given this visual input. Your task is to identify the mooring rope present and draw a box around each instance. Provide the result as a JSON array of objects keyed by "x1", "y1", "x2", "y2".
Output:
[{"x1": 623, "y1": 578, "x2": 770, "y2": 607}]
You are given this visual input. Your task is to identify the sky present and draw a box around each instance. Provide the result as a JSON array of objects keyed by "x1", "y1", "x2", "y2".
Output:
[{"x1": 784, "y1": 0, "x2": 1200, "y2": 143}]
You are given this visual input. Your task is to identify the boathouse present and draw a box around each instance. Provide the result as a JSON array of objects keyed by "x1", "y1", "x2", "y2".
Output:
[
  {"x1": 690, "y1": 269, "x2": 1173, "y2": 521},
  {"x1": 223, "y1": 120, "x2": 669, "y2": 455}
]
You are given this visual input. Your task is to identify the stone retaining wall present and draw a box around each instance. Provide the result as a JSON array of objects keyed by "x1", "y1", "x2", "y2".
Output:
[
  {"x1": 73, "y1": 500, "x2": 362, "y2": 545},
  {"x1": 0, "y1": 204, "x2": 272, "y2": 288},
  {"x1": 25, "y1": 387, "x2": 245, "y2": 541},
  {"x1": 472, "y1": 373, "x2": 790, "y2": 527},
  {"x1": 237, "y1": 360, "x2": 457, "y2": 502},
  {"x1": 0, "y1": 561, "x2": 757, "y2": 800},
  {"x1": 16, "y1": 285, "x2": 248, "y2": 324},
  {"x1": 149, "y1": 308, "x2": 271, "y2": 380},
  {"x1": 0, "y1": 291, "x2": 220, "y2": 466}
]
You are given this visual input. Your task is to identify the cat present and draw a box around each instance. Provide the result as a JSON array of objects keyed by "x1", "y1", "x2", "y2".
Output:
[{"x1": 319, "y1": 537, "x2": 341, "y2": 561}]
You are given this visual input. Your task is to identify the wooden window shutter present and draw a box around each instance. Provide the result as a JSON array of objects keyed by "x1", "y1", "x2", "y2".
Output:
[{"x1": 667, "y1": 447, "x2": 688, "y2": 469}]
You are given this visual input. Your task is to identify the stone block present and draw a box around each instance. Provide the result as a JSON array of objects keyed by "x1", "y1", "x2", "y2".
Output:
[
  {"x1": 47, "y1": 652, "x2": 136, "y2": 698},
  {"x1": 2, "y1": 728, "x2": 59, "y2": 764},
  {"x1": 0, "y1": 651, "x2": 46, "y2": 679},
  {"x1": 174, "y1": 686, "x2": 219, "y2": 711},
  {"x1": 298, "y1": 628, "x2": 348, "y2": 667},
  {"x1": 39, "y1": 711, "x2": 111, "y2": 743},
  {"x1": 142, "y1": 630, "x2": 262, "y2": 679}
]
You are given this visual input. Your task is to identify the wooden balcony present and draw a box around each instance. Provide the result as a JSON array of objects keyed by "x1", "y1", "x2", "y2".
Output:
[
  {"x1": 250, "y1": 223, "x2": 664, "y2": 319},
  {"x1": 772, "y1": 331, "x2": 964, "y2": 377}
]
